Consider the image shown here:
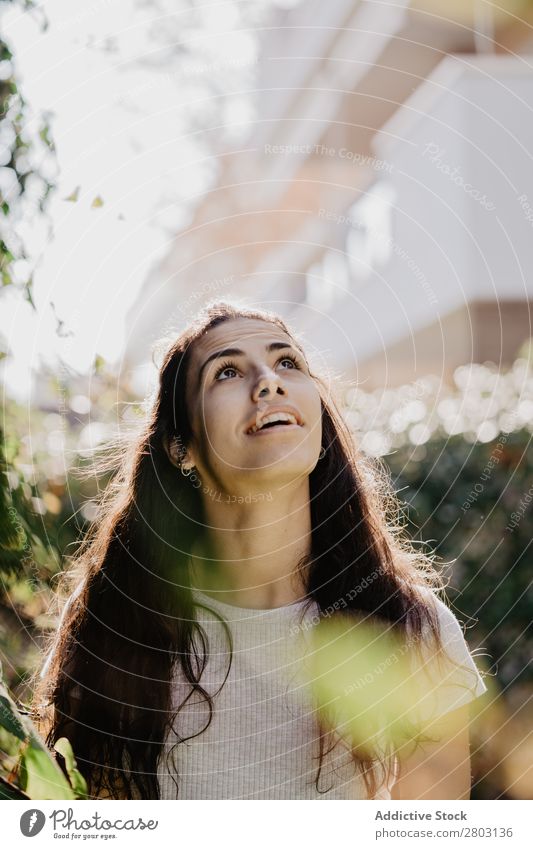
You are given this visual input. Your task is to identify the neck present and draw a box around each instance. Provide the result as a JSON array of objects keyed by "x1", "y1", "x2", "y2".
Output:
[{"x1": 190, "y1": 477, "x2": 312, "y2": 609}]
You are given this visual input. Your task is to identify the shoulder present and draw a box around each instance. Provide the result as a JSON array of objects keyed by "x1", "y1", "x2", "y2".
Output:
[
  {"x1": 407, "y1": 584, "x2": 488, "y2": 720},
  {"x1": 413, "y1": 585, "x2": 477, "y2": 657}
]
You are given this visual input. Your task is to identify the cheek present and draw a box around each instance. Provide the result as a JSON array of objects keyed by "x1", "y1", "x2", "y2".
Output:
[
  {"x1": 302, "y1": 386, "x2": 323, "y2": 427},
  {"x1": 309, "y1": 397, "x2": 324, "y2": 447},
  {"x1": 197, "y1": 387, "x2": 240, "y2": 450}
]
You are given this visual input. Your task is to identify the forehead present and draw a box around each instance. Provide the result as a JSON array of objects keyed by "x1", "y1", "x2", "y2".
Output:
[{"x1": 189, "y1": 317, "x2": 294, "y2": 368}]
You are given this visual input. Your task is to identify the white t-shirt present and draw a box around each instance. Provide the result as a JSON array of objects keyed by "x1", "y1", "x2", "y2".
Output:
[{"x1": 157, "y1": 588, "x2": 487, "y2": 800}]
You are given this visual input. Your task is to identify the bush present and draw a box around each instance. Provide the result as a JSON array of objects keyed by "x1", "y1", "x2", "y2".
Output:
[{"x1": 342, "y1": 359, "x2": 533, "y2": 799}]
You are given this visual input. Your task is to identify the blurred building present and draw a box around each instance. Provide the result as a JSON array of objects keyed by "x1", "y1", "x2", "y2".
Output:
[{"x1": 126, "y1": 0, "x2": 533, "y2": 389}]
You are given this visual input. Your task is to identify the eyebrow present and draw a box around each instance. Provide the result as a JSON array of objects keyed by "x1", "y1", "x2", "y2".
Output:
[{"x1": 198, "y1": 341, "x2": 302, "y2": 385}]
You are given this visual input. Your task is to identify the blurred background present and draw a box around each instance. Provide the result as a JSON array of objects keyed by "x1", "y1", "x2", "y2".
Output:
[{"x1": 1, "y1": 0, "x2": 532, "y2": 799}]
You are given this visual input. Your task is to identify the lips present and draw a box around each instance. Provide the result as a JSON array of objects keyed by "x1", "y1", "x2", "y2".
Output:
[
  {"x1": 247, "y1": 421, "x2": 302, "y2": 436},
  {"x1": 245, "y1": 406, "x2": 303, "y2": 435}
]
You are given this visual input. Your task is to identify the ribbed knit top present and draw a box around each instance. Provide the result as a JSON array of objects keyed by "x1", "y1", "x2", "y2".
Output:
[
  {"x1": 156, "y1": 588, "x2": 486, "y2": 800},
  {"x1": 157, "y1": 590, "x2": 375, "y2": 799}
]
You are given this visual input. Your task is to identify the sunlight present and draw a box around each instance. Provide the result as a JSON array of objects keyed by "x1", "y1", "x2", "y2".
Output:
[{"x1": 0, "y1": 0, "x2": 275, "y2": 397}]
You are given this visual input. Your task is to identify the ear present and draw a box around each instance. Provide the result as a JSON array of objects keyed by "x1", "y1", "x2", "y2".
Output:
[
  {"x1": 163, "y1": 434, "x2": 183, "y2": 469},
  {"x1": 163, "y1": 434, "x2": 195, "y2": 471}
]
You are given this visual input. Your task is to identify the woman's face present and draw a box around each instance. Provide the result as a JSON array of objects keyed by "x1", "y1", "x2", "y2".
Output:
[{"x1": 183, "y1": 317, "x2": 323, "y2": 493}]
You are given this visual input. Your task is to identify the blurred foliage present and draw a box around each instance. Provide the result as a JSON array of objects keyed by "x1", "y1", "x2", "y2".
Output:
[
  {"x1": 0, "y1": 362, "x2": 142, "y2": 696},
  {"x1": 0, "y1": 0, "x2": 58, "y2": 700},
  {"x1": 385, "y1": 432, "x2": 533, "y2": 799},
  {"x1": 0, "y1": 0, "x2": 54, "y2": 300},
  {"x1": 344, "y1": 358, "x2": 532, "y2": 456},
  {"x1": 343, "y1": 357, "x2": 533, "y2": 694},
  {"x1": 387, "y1": 432, "x2": 532, "y2": 690},
  {"x1": 308, "y1": 614, "x2": 422, "y2": 758},
  {"x1": 344, "y1": 355, "x2": 533, "y2": 799},
  {"x1": 0, "y1": 658, "x2": 87, "y2": 799}
]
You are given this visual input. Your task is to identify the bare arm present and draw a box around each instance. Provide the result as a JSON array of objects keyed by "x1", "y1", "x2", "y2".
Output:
[{"x1": 391, "y1": 705, "x2": 472, "y2": 800}]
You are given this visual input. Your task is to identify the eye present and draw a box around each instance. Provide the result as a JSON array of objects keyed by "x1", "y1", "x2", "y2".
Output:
[
  {"x1": 213, "y1": 360, "x2": 240, "y2": 381},
  {"x1": 277, "y1": 354, "x2": 301, "y2": 370},
  {"x1": 213, "y1": 352, "x2": 303, "y2": 382}
]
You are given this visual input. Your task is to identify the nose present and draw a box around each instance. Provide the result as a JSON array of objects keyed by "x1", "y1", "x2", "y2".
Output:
[{"x1": 252, "y1": 368, "x2": 287, "y2": 401}]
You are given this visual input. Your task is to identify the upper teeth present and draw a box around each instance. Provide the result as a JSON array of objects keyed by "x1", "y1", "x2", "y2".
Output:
[{"x1": 249, "y1": 412, "x2": 298, "y2": 433}]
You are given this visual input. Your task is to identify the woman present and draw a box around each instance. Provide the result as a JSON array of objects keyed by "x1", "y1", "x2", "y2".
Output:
[{"x1": 33, "y1": 301, "x2": 487, "y2": 800}]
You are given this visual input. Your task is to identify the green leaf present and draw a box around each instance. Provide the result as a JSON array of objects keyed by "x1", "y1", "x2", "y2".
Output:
[
  {"x1": 0, "y1": 776, "x2": 30, "y2": 799},
  {"x1": 0, "y1": 695, "x2": 26, "y2": 740},
  {"x1": 54, "y1": 737, "x2": 88, "y2": 798},
  {"x1": 0, "y1": 241, "x2": 15, "y2": 266},
  {"x1": 0, "y1": 660, "x2": 74, "y2": 800},
  {"x1": 0, "y1": 670, "x2": 38, "y2": 745},
  {"x1": 19, "y1": 744, "x2": 76, "y2": 800},
  {"x1": 39, "y1": 125, "x2": 53, "y2": 149},
  {"x1": 63, "y1": 186, "x2": 80, "y2": 203},
  {"x1": 24, "y1": 279, "x2": 35, "y2": 308},
  {"x1": 93, "y1": 354, "x2": 105, "y2": 375}
]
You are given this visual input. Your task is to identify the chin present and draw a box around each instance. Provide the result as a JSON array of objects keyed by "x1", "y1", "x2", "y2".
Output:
[{"x1": 248, "y1": 453, "x2": 316, "y2": 481}]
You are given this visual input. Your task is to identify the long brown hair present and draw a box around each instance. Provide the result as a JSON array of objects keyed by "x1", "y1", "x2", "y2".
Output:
[{"x1": 32, "y1": 300, "x2": 448, "y2": 799}]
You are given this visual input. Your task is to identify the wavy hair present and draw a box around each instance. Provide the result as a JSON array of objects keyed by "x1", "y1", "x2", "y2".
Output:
[{"x1": 31, "y1": 300, "x2": 450, "y2": 799}]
